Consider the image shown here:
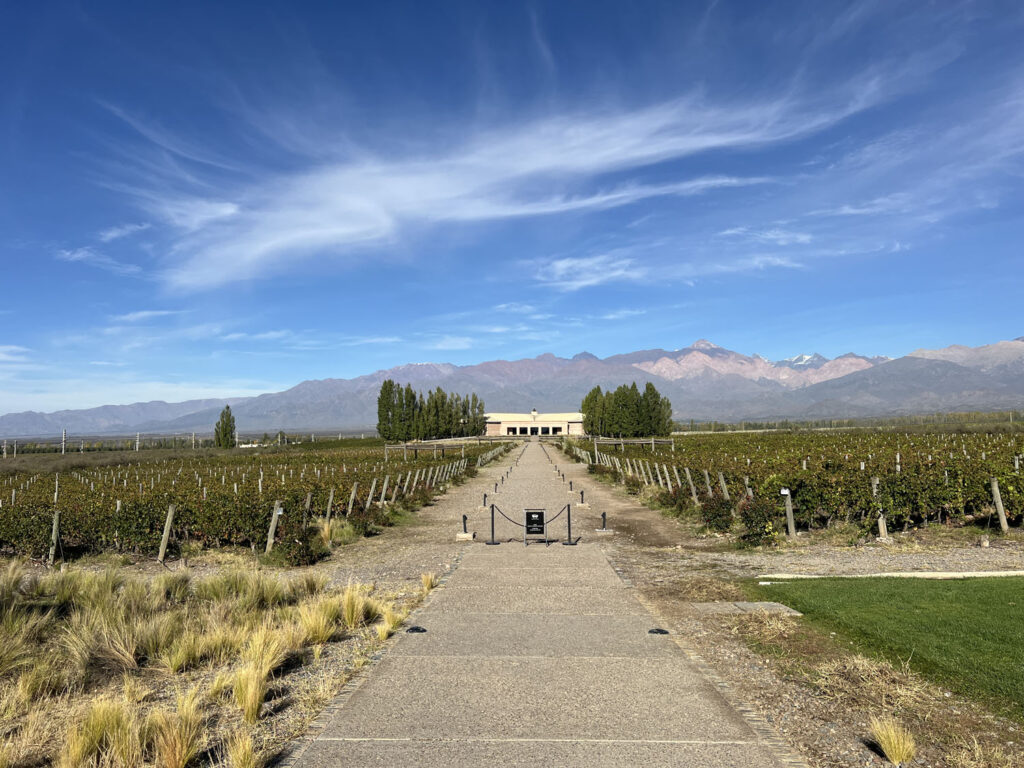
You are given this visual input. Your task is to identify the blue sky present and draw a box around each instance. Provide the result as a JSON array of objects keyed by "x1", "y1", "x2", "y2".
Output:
[{"x1": 2, "y1": 1, "x2": 1023, "y2": 412}]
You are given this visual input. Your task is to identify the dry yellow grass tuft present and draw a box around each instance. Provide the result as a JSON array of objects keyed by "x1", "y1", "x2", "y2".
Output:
[
  {"x1": 816, "y1": 654, "x2": 932, "y2": 711},
  {"x1": 341, "y1": 582, "x2": 367, "y2": 630},
  {"x1": 233, "y1": 663, "x2": 268, "y2": 725},
  {"x1": 298, "y1": 597, "x2": 339, "y2": 646},
  {"x1": 375, "y1": 605, "x2": 406, "y2": 641},
  {"x1": 869, "y1": 715, "x2": 916, "y2": 765},
  {"x1": 949, "y1": 736, "x2": 1016, "y2": 768},
  {"x1": 146, "y1": 686, "x2": 205, "y2": 768},
  {"x1": 420, "y1": 572, "x2": 439, "y2": 595},
  {"x1": 59, "y1": 697, "x2": 142, "y2": 768},
  {"x1": 221, "y1": 729, "x2": 263, "y2": 768}
]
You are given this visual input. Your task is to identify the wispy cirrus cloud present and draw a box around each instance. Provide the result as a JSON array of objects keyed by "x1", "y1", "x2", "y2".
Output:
[
  {"x1": 601, "y1": 309, "x2": 646, "y2": 321},
  {"x1": 533, "y1": 253, "x2": 645, "y2": 292},
  {"x1": 427, "y1": 335, "x2": 473, "y2": 350},
  {"x1": 98, "y1": 222, "x2": 150, "y2": 242},
  {"x1": 0, "y1": 345, "x2": 31, "y2": 363},
  {"x1": 55, "y1": 247, "x2": 141, "y2": 276},
  {"x1": 93, "y1": 55, "x2": 925, "y2": 292},
  {"x1": 110, "y1": 309, "x2": 183, "y2": 322},
  {"x1": 719, "y1": 227, "x2": 812, "y2": 245}
]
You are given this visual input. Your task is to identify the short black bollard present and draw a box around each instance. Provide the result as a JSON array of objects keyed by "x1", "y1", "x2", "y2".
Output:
[
  {"x1": 580, "y1": 489, "x2": 585, "y2": 504},
  {"x1": 569, "y1": 480, "x2": 573, "y2": 492},
  {"x1": 501, "y1": 476, "x2": 504, "y2": 485},
  {"x1": 483, "y1": 492, "x2": 488, "y2": 507},
  {"x1": 462, "y1": 514, "x2": 468, "y2": 534},
  {"x1": 562, "y1": 504, "x2": 576, "y2": 546},
  {"x1": 600, "y1": 511, "x2": 607, "y2": 530},
  {"x1": 494, "y1": 482, "x2": 498, "y2": 493},
  {"x1": 486, "y1": 504, "x2": 499, "y2": 545}
]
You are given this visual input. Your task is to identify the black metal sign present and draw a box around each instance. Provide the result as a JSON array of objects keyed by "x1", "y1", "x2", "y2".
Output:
[{"x1": 525, "y1": 509, "x2": 545, "y2": 535}]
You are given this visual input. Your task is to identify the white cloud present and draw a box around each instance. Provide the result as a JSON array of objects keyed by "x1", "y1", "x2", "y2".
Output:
[
  {"x1": 110, "y1": 309, "x2": 183, "y2": 322},
  {"x1": 56, "y1": 247, "x2": 141, "y2": 276},
  {"x1": 98, "y1": 222, "x2": 150, "y2": 242},
  {"x1": 495, "y1": 302, "x2": 537, "y2": 313},
  {"x1": 533, "y1": 253, "x2": 645, "y2": 292},
  {"x1": 89, "y1": 360, "x2": 127, "y2": 367},
  {"x1": 0, "y1": 346, "x2": 30, "y2": 363},
  {"x1": 427, "y1": 335, "x2": 473, "y2": 350},
  {"x1": 221, "y1": 330, "x2": 291, "y2": 342},
  {"x1": 601, "y1": 309, "x2": 647, "y2": 321},
  {"x1": 340, "y1": 335, "x2": 402, "y2": 346},
  {"x1": 96, "y1": 62, "x2": 914, "y2": 291},
  {"x1": 719, "y1": 227, "x2": 812, "y2": 245}
]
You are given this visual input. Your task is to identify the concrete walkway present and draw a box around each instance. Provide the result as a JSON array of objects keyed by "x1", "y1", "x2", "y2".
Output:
[{"x1": 289, "y1": 442, "x2": 799, "y2": 767}]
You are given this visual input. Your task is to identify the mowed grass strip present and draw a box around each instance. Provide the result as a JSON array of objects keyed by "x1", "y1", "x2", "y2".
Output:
[{"x1": 756, "y1": 576, "x2": 1024, "y2": 718}]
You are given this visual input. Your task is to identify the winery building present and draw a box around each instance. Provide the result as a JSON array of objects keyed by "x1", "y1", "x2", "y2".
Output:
[{"x1": 484, "y1": 409, "x2": 585, "y2": 437}]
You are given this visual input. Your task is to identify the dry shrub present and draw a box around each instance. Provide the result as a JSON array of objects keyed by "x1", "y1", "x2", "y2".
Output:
[
  {"x1": 739, "y1": 611, "x2": 798, "y2": 644},
  {"x1": 672, "y1": 574, "x2": 745, "y2": 602},
  {"x1": 815, "y1": 654, "x2": 932, "y2": 712},
  {"x1": 949, "y1": 736, "x2": 1017, "y2": 768},
  {"x1": 146, "y1": 687, "x2": 204, "y2": 768},
  {"x1": 869, "y1": 715, "x2": 916, "y2": 765}
]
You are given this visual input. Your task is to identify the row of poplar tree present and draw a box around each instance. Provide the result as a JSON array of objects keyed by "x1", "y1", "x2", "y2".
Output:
[
  {"x1": 580, "y1": 382, "x2": 674, "y2": 437},
  {"x1": 376, "y1": 379, "x2": 487, "y2": 441}
]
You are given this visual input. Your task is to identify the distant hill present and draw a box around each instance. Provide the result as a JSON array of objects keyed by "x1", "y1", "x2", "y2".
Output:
[{"x1": 3, "y1": 337, "x2": 1024, "y2": 437}]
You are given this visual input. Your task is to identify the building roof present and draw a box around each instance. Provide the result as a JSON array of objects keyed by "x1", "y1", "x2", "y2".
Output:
[{"x1": 484, "y1": 412, "x2": 583, "y2": 422}]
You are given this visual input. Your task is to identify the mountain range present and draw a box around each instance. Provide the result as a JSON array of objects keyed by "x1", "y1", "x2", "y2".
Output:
[{"x1": 3, "y1": 337, "x2": 1023, "y2": 438}]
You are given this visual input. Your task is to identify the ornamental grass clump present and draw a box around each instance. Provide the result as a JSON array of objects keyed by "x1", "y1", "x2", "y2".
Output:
[
  {"x1": 870, "y1": 715, "x2": 916, "y2": 766},
  {"x1": 147, "y1": 687, "x2": 205, "y2": 768},
  {"x1": 420, "y1": 572, "x2": 439, "y2": 595}
]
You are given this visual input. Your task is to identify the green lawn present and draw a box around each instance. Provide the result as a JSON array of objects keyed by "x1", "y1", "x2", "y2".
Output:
[{"x1": 755, "y1": 577, "x2": 1024, "y2": 718}]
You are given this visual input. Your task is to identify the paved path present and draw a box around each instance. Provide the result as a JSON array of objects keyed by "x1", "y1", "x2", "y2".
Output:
[{"x1": 290, "y1": 442, "x2": 798, "y2": 767}]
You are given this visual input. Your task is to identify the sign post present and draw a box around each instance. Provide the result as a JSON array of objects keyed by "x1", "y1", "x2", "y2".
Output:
[{"x1": 524, "y1": 508, "x2": 547, "y2": 546}]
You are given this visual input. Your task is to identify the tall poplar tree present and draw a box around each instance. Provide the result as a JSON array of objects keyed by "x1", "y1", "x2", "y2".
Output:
[{"x1": 213, "y1": 405, "x2": 236, "y2": 448}]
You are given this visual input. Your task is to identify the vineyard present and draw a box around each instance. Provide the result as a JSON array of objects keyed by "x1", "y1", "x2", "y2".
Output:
[
  {"x1": 565, "y1": 431, "x2": 1024, "y2": 538},
  {"x1": 0, "y1": 440, "x2": 513, "y2": 562}
]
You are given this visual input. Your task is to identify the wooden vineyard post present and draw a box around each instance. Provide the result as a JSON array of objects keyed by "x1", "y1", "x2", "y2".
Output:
[
  {"x1": 265, "y1": 501, "x2": 282, "y2": 554},
  {"x1": 991, "y1": 478, "x2": 1010, "y2": 533},
  {"x1": 379, "y1": 476, "x2": 390, "y2": 505},
  {"x1": 717, "y1": 472, "x2": 730, "y2": 501},
  {"x1": 303, "y1": 492, "x2": 312, "y2": 529},
  {"x1": 877, "y1": 513, "x2": 889, "y2": 540},
  {"x1": 325, "y1": 488, "x2": 335, "y2": 524},
  {"x1": 366, "y1": 478, "x2": 377, "y2": 508},
  {"x1": 782, "y1": 489, "x2": 796, "y2": 540},
  {"x1": 347, "y1": 483, "x2": 359, "y2": 517},
  {"x1": 684, "y1": 468, "x2": 699, "y2": 506},
  {"x1": 48, "y1": 510, "x2": 61, "y2": 566},
  {"x1": 702, "y1": 469, "x2": 713, "y2": 497},
  {"x1": 158, "y1": 504, "x2": 176, "y2": 563}
]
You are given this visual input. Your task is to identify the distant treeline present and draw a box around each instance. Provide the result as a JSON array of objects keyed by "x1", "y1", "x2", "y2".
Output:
[
  {"x1": 581, "y1": 383, "x2": 673, "y2": 437},
  {"x1": 376, "y1": 379, "x2": 487, "y2": 441}
]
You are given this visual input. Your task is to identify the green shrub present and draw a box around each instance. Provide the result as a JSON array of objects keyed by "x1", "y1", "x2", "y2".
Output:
[
  {"x1": 699, "y1": 494, "x2": 734, "y2": 533},
  {"x1": 738, "y1": 496, "x2": 781, "y2": 547}
]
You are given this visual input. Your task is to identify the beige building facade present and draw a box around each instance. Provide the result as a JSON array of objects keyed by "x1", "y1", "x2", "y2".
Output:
[{"x1": 485, "y1": 409, "x2": 585, "y2": 437}]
